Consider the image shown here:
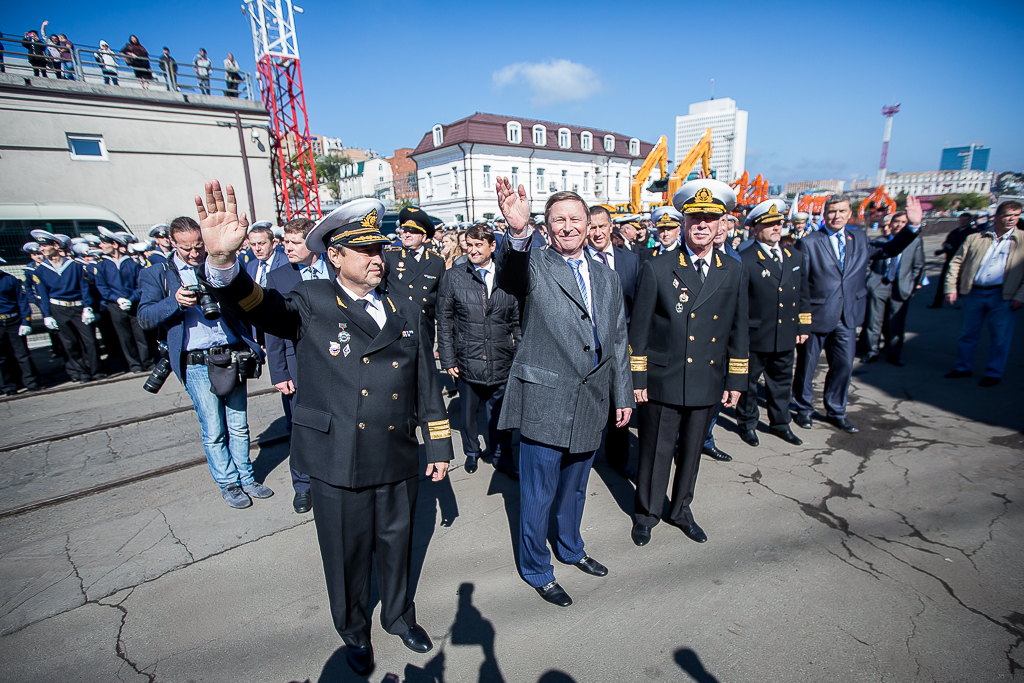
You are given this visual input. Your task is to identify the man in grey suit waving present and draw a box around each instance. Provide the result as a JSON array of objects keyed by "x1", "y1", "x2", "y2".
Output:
[{"x1": 494, "y1": 178, "x2": 634, "y2": 608}]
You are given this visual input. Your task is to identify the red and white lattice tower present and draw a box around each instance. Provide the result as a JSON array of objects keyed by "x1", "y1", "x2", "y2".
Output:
[
  {"x1": 244, "y1": 0, "x2": 321, "y2": 223},
  {"x1": 876, "y1": 103, "x2": 901, "y2": 188}
]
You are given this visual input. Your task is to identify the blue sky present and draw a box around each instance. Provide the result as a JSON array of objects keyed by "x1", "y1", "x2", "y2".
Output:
[{"x1": 8, "y1": 0, "x2": 1022, "y2": 183}]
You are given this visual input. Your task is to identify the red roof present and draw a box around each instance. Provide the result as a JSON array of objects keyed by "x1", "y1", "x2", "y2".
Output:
[{"x1": 410, "y1": 112, "x2": 654, "y2": 160}]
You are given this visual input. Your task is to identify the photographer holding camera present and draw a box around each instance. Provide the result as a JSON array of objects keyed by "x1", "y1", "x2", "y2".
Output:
[{"x1": 138, "y1": 216, "x2": 272, "y2": 509}]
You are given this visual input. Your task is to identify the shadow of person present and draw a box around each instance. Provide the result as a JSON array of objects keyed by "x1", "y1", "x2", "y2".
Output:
[
  {"x1": 250, "y1": 415, "x2": 291, "y2": 483},
  {"x1": 536, "y1": 672, "x2": 576, "y2": 682},
  {"x1": 590, "y1": 429, "x2": 638, "y2": 519},
  {"x1": 403, "y1": 649, "x2": 446, "y2": 683},
  {"x1": 410, "y1": 448, "x2": 460, "y2": 595},
  {"x1": 313, "y1": 645, "x2": 368, "y2": 682},
  {"x1": 486, "y1": 464, "x2": 521, "y2": 569},
  {"x1": 450, "y1": 583, "x2": 504, "y2": 683},
  {"x1": 674, "y1": 647, "x2": 720, "y2": 683}
]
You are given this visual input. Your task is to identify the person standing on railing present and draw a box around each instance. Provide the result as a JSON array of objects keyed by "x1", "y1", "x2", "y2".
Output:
[
  {"x1": 159, "y1": 47, "x2": 178, "y2": 91},
  {"x1": 193, "y1": 48, "x2": 212, "y2": 95},
  {"x1": 95, "y1": 40, "x2": 118, "y2": 85},
  {"x1": 223, "y1": 53, "x2": 242, "y2": 98},
  {"x1": 121, "y1": 35, "x2": 152, "y2": 89}
]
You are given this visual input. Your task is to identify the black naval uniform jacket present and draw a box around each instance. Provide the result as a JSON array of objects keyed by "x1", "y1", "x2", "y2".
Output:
[
  {"x1": 384, "y1": 246, "x2": 445, "y2": 323},
  {"x1": 739, "y1": 242, "x2": 811, "y2": 354},
  {"x1": 629, "y1": 249, "x2": 749, "y2": 406},
  {"x1": 201, "y1": 267, "x2": 453, "y2": 489}
]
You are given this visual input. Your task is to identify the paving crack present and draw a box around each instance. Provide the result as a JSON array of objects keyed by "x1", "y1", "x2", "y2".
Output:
[{"x1": 158, "y1": 508, "x2": 195, "y2": 562}]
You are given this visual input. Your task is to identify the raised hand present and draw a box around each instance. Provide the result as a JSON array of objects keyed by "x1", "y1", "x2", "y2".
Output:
[
  {"x1": 906, "y1": 194, "x2": 923, "y2": 226},
  {"x1": 194, "y1": 180, "x2": 249, "y2": 268},
  {"x1": 495, "y1": 176, "x2": 531, "y2": 234}
]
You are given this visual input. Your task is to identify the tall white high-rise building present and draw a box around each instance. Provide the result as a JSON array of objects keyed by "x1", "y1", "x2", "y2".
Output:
[{"x1": 674, "y1": 98, "x2": 748, "y2": 183}]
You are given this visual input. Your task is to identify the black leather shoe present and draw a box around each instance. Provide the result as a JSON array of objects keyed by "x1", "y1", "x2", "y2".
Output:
[
  {"x1": 979, "y1": 376, "x2": 1001, "y2": 387},
  {"x1": 399, "y1": 624, "x2": 433, "y2": 653},
  {"x1": 944, "y1": 370, "x2": 971, "y2": 378},
  {"x1": 575, "y1": 555, "x2": 608, "y2": 576},
  {"x1": 535, "y1": 580, "x2": 572, "y2": 607},
  {"x1": 771, "y1": 428, "x2": 803, "y2": 446},
  {"x1": 494, "y1": 456, "x2": 519, "y2": 480},
  {"x1": 702, "y1": 446, "x2": 732, "y2": 462},
  {"x1": 464, "y1": 455, "x2": 479, "y2": 474},
  {"x1": 631, "y1": 522, "x2": 651, "y2": 547},
  {"x1": 739, "y1": 429, "x2": 759, "y2": 447},
  {"x1": 826, "y1": 416, "x2": 859, "y2": 433},
  {"x1": 346, "y1": 644, "x2": 374, "y2": 676},
  {"x1": 293, "y1": 491, "x2": 312, "y2": 514},
  {"x1": 681, "y1": 522, "x2": 708, "y2": 543},
  {"x1": 887, "y1": 357, "x2": 906, "y2": 367},
  {"x1": 794, "y1": 415, "x2": 813, "y2": 429},
  {"x1": 613, "y1": 463, "x2": 635, "y2": 480}
]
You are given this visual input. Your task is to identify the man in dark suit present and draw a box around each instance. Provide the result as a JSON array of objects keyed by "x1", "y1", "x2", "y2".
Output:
[
  {"x1": 494, "y1": 179, "x2": 634, "y2": 608},
  {"x1": 384, "y1": 206, "x2": 445, "y2": 343},
  {"x1": 244, "y1": 221, "x2": 286, "y2": 285},
  {"x1": 863, "y1": 211, "x2": 926, "y2": 365},
  {"x1": 628, "y1": 179, "x2": 748, "y2": 548},
  {"x1": 588, "y1": 205, "x2": 642, "y2": 480},
  {"x1": 263, "y1": 216, "x2": 336, "y2": 514},
  {"x1": 736, "y1": 199, "x2": 810, "y2": 447},
  {"x1": 195, "y1": 186, "x2": 452, "y2": 676},
  {"x1": 792, "y1": 194, "x2": 923, "y2": 432}
]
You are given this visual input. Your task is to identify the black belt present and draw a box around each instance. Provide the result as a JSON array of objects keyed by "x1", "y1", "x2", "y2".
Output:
[
  {"x1": 972, "y1": 285, "x2": 1002, "y2": 291},
  {"x1": 0, "y1": 313, "x2": 19, "y2": 322},
  {"x1": 186, "y1": 344, "x2": 247, "y2": 365}
]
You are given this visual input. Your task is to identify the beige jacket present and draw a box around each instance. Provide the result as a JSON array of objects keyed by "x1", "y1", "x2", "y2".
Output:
[{"x1": 945, "y1": 229, "x2": 1024, "y2": 302}]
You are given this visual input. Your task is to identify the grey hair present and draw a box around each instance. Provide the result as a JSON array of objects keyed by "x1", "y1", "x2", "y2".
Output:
[{"x1": 824, "y1": 194, "x2": 852, "y2": 211}]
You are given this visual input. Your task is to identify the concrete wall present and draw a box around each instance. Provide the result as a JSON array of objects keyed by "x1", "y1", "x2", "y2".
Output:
[{"x1": 0, "y1": 74, "x2": 275, "y2": 232}]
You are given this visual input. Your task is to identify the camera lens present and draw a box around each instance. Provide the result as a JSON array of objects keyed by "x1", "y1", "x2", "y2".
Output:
[{"x1": 143, "y1": 357, "x2": 173, "y2": 394}]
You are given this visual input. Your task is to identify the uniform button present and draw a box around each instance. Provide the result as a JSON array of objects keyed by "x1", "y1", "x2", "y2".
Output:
[
  {"x1": 793, "y1": 302, "x2": 797, "y2": 306},
  {"x1": 423, "y1": 298, "x2": 427, "y2": 302},
  {"x1": 711, "y1": 337, "x2": 716, "y2": 342},
  {"x1": 689, "y1": 335, "x2": 694, "y2": 341},
  {"x1": 779, "y1": 303, "x2": 784, "y2": 308},
  {"x1": 361, "y1": 389, "x2": 368, "y2": 396},
  {"x1": 423, "y1": 286, "x2": 428, "y2": 290},
  {"x1": 690, "y1": 313, "x2": 695, "y2": 318},
  {"x1": 392, "y1": 361, "x2": 399, "y2": 368},
  {"x1": 582, "y1": 378, "x2": 588, "y2": 384},
  {"x1": 584, "y1": 345, "x2": 590, "y2": 351},
  {"x1": 358, "y1": 422, "x2": 365, "y2": 429},
  {"x1": 779, "y1": 287, "x2": 783, "y2": 292},
  {"x1": 687, "y1": 357, "x2": 692, "y2": 363},
  {"x1": 713, "y1": 315, "x2": 718, "y2": 320},
  {"x1": 779, "y1": 318, "x2": 783, "y2": 323},
  {"x1": 408, "y1": 284, "x2": 413, "y2": 289},
  {"x1": 710, "y1": 360, "x2": 714, "y2": 365},
  {"x1": 362, "y1": 357, "x2": 370, "y2": 364},
  {"x1": 388, "y1": 425, "x2": 395, "y2": 431},
  {"x1": 392, "y1": 393, "x2": 398, "y2": 399}
]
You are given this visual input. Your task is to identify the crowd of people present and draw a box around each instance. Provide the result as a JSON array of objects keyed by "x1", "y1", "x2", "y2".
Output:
[
  {"x1": 4, "y1": 23, "x2": 245, "y2": 96},
  {"x1": 0, "y1": 177, "x2": 1019, "y2": 676}
]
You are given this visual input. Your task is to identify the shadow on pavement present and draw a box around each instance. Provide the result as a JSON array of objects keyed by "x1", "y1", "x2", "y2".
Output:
[{"x1": 675, "y1": 647, "x2": 720, "y2": 682}]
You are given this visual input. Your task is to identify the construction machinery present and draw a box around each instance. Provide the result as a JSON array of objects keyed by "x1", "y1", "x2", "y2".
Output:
[
  {"x1": 619, "y1": 135, "x2": 668, "y2": 215},
  {"x1": 617, "y1": 128, "x2": 713, "y2": 215},
  {"x1": 730, "y1": 171, "x2": 769, "y2": 208}
]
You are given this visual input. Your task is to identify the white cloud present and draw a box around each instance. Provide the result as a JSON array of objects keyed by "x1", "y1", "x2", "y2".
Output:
[{"x1": 493, "y1": 59, "x2": 602, "y2": 106}]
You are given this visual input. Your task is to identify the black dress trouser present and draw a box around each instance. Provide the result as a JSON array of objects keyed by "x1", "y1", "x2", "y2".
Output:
[
  {"x1": 0, "y1": 319, "x2": 39, "y2": 392},
  {"x1": 106, "y1": 302, "x2": 152, "y2": 371},
  {"x1": 635, "y1": 401, "x2": 715, "y2": 528},
  {"x1": 604, "y1": 404, "x2": 630, "y2": 469},
  {"x1": 51, "y1": 305, "x2": 100, "y2": 380},
  {"x1": 310, "y1": 475, "x2": 418, "y2": 648},
  {"x1": 736, "y1": 349, "x2": 795, "y2": 431}
]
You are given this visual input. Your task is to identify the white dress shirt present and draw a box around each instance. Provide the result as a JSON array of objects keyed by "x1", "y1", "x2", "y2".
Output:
[
  {"x1": 474, "y1": 259, "x2": 495, "y2": 297},
  {"x1": 758, "y1": 241, "x2": 783, "y2": 263},
  {"x1": 588, "y1": 244, "x2": 616, "y2": 271},
  {"x1": 974, "y1": 231, "x2": 1014, "y2": 287},
  {"x1": 685, "y1": 244, "x2": 712, "y2": 280},
  {"x1": 256, "y1": 250, "x2": 278, "y2": 286},
  {"x1": 341, "y1": 283, "x2": 385, "y2": 329}
]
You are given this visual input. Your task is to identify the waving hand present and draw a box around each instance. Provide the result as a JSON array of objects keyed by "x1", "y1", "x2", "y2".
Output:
[{"x1": 194, "y1": 179, "x2": 249, "y2": 268}]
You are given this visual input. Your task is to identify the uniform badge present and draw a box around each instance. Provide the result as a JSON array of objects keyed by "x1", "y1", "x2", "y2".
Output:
[
  {"x1": 672, "y1": 278, "x2": 679, "y2": 289},
  {"x1": 329, "y1": 341, "x2": 341, "y2": 356},
  {"x1": 398, "y1": 273, "x2": 403, "y2": 280},
  {"x1": 761, "y1": 270, "x2": 770, "y2": 277},
  {"x1": 675, "y1": 302, "x2": 684, "y2": 313},
  {"x1": 338, "y1": 331, "x2": 350, "y2": 343},
  {"x1": 680, "y1": 290, "x2": 689, "y2": 303},
  {"x1": 343, "y1": 344, "x2": 351, "y2": 357},
  {"x1": 424, "y1": 274, "x2": 437, "y2": 280},
  {"x1": 398, "y1": 262, "x2": 405, "y2": 269},
  {"x1": 402, "y1": 330, "x2": 414, "y2": 338}
]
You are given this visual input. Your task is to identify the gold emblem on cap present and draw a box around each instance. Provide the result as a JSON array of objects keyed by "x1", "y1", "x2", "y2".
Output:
[
  {"x1": 695, "y1": 188, "x2": 713, "y2": 204},
  {"x1": 361, "y1": 208, "x2": 379, "y2": 229},
  {"x1": 767, "y1": 204, "x2": 780, "y2": 216}
]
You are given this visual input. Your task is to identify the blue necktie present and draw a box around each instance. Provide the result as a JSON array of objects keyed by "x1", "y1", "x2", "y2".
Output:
[
  {"x1": 835, "y1": 231, "x2": 846, "y2": 268},
  {"x1": 568, "y1": 259, "x2": 600, "y2": 363},
  {"x1": 476, "y1": 267, "x2": 489, "y2": 296}
]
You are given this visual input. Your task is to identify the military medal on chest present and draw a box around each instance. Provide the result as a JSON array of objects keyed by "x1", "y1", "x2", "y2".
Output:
[
  {"x1": 329, "y1": 341, "x2": 341, "y2": 356},
  {"x1": 675, "y1": 302, "x2": 684, "y2": 313},
  {"x1": 338, "y1": 322, "x2": 350, "y2": 344},
  {"x1": 679, "y1": 289, "x2": 689, "y2": 303}
]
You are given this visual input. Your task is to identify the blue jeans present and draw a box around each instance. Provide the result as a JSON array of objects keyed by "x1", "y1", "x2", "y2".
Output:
[
  {"x1": 518, "y1": 437, "x2": 595, "y2": 587},
  {"x1": 183, "y1": 363, "x2": 254, "y2": 488},
  {"x1": 955, "y1": 288, "x2": 1018, "y2": 378}
]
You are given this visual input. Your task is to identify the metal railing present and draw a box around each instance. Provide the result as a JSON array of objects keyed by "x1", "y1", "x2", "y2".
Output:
[{"x1": 0, "y1": 32, "x2": 254, "y2": 99}]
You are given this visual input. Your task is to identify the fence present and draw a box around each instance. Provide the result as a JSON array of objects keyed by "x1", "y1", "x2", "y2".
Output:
[{"x1": 1, "y1": 32, "x2": 254, "y2": 99}]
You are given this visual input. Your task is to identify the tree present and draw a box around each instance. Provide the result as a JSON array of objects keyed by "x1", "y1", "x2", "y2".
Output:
[
  {"x1": 314, "y1": 154, "x2": 351, "y2": 198},
  {"x1": 895, "y1": 190, "x2": 908, "y2": 210}
]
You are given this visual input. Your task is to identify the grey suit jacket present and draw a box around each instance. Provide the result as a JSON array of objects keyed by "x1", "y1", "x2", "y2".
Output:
[{"x1": 495, "y1": 230, "x2": 634, "y2": 453}]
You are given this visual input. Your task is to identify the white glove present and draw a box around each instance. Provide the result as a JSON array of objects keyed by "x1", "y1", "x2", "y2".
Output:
[
  {"x1": 44, "y1": 317, "x2": 58, "y2": 330},
  {"x1": 82, "y1": 308, "x2": 97, "y2": 325},
  {"x1": 117, "y1": 297, "x2": 132, "y2": 311},
  {"x1": 18, "y1": 325, "x2": 32, "y2": 336}
]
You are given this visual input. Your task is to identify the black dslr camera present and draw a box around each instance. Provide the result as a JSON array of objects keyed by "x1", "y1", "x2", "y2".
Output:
[
  {"x1": 183, "y1": 283, "x2": 221, "y2": 320},
  {"x1": 143, "y1": 342, "x2": 172, "y2": 394}
]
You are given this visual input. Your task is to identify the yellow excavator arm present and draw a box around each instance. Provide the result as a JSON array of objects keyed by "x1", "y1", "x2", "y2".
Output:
[
  {"x1": 667, "y1": 128, "x2": 712, "y2": 200},
  {"x1": 628, "y1": 135, "x2": 668, "y2": 214}
]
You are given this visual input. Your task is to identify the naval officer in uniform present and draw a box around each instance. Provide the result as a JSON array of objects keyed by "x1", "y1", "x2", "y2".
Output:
[
  {"x1": 639, "y1": 206, "x2": 685, "y2": 263},
  {"x1": 385, "y1": 206, "x2": 445, "y2": 342},
  {"x1": 194, "y1": 182, "x2": 453, "y2": 677},
  {"x1": 736, "y1": 199, "x2": 810, "y2": 447},
  {"x1": 628, "y1": 179, "x2": 748, "y2": 547}
]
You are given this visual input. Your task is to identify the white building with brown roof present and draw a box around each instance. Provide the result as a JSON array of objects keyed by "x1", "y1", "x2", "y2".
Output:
[{"x1": 410, "y1": 112, "x2": 657, "y2": 223}]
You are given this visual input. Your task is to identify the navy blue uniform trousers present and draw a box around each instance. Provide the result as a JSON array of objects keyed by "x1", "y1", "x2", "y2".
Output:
[{"x1": 518, "y1": 436, "x2": 595, "y2": 587}]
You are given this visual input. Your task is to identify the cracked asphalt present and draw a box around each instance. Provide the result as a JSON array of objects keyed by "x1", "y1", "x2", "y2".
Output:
[{"x1": 0, "y1": 234, "x2": 1021, "y2": 682}]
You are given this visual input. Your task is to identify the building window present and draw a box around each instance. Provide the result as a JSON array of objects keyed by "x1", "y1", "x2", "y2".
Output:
[
  {"x1": 536, "y1": 168, "x2": 545, "y2": 192},
  {"x1": 558, "y1": 128, "x2": 571, "y2": 149},
  {"x1": 583, "y1": 171, "x2": 589, "y2": 192},
  {"x1": 604, "y1": 135, "x2": 616, "y2": 153},
  {"x1": 66, "y1": 133, "x2": 108, "y2": 161},
  {"x1": 452, "y1": 166, "x2": 459, "y2": 194},
  {"x1": 507, "y1": 121, "x2": 522, "y2": 144},
  {"x1": 629, "y1": 138, "x2": 641, "y2": 156},
  {"x1": 483, "y1": 164, "x2": 491, "y2": 187},
  {"x1": 533, "y1": 125, "x2": 547, "y2": 146},
  {"x1": 432, "y1": 124, "x2": 444, "y2": 147},
  {"x1": 615, "y1": 171, "x2": 621, "y2": 192},
  {"x1": 580, "y1": 131, "x2": 593, "y2": 152},
  {"x1": 561, "y1": 169, "x2": 567, "y2": 191},
  {"x1": 511, "y1": 166, "x2": 518, "y2": 188},
  {"x1": 426, "y1": 172, "x2": 434, "y2": 198}
]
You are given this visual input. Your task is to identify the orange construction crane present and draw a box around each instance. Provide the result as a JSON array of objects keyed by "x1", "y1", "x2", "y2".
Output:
[
  {"x1": 668, "y1": 128, "x2": 712, "y2": 201},
  {"x1": 621, "y1": 135, "x2": 668, "y2": 214},
  {"x1": 731, "y1": 171, "x2": 769, "y2": 207},
  {"x1": 615, "y1": 129, "x2": 713, "y2": 214},
  {"x1": 856, "y1": 185, "x2": 897, "y2": 223}
]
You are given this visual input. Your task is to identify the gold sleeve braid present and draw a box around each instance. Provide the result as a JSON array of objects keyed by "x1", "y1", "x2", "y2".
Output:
[
  {"x1": 728, "y1": 358, "x2": 748, "y2": 375},
  {"x1": 427, "y1": 419, "x2": 451, "y2": 440},
  {"x1": 630, "y1": 356, "x2": 647, "y2": 372},
  {"x1": 799, "y1": 313, "x2": 812, "y2": 325}
]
